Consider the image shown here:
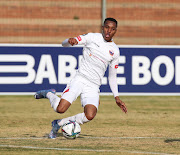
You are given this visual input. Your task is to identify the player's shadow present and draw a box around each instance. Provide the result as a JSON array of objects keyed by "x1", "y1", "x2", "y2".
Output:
[
  {"x1": 43, "y1": 133, "x2": 64, "y2": 137},
  {"x1": 164, "y1": 139, "x2": 180, "y2": 143},
  {"x1": 57, "y1": 133, "x2": 93, "y2": 138},
  {"x1": 57, "y1": 133, "x2": 63, "y2": 137},
  {"x1": 43, "y1": 133, "x2": 63, "y2": 138},
  {"x1": 44, "y1": 133, "x2": 93, "y2": 139},
  {"x1": 76, "y1": 134, "x2": 93, "y2": 138}
]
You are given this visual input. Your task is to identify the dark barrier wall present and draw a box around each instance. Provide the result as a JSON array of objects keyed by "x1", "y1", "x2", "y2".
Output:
[{"x1": 0, "y1": 44, "x2": 180, "y2": 95}]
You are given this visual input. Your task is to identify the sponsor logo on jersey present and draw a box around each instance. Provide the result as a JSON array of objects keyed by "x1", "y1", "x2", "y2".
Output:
[
  {"x1": 77, "y1": 36, "x2": 82, "y2": 41},
  {"x1": 109, "y1": 50, "x2": 114, "y2": 56},
  {"x1": 115, "y1": 65, "x2": 118, "y2": 69}
]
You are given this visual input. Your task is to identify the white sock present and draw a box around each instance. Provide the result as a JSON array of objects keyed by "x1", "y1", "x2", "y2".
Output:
[
  {"x1": 46, "y1": 92, "x2": 60, "y2": 112},
  {"x1": 57, "y1": 113, "x2": 89, "y2": 126}
]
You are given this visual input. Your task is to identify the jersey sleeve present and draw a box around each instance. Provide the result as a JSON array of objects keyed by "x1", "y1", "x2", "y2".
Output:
[
  {"x1": 109, "y1": 49, "x2": 120, "y2": 69},
  {"x1": 62, "y1": 38, "x2": 72, "y2": 47},
  {"x1": 74, "y1": 33, "x2": 92, "y2": 46},
  {"x1": 108, "y1": 66, "x2": 119, "y2": 97}
]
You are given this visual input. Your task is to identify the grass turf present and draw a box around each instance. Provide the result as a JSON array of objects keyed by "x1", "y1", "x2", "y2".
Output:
[{"x1": 0, "y1": 95, "x2": 179, "y2": 154}]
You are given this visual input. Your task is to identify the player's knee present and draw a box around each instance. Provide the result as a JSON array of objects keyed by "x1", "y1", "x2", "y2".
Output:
[
  {"x1": 84, "y1": 104, "x2": 97, "y2": 121},
  {"x1": 56, "y1": 106, "x2": 66, "y2": 114},
  {"x1": 85, "y1": 113, "x2": 96, "y2": 121},
  {"x1": 56, "y1": 99, "x2": 71, "y2": 114}
]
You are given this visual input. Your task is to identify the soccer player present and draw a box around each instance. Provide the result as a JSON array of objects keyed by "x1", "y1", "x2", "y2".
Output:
[{"x1": 34, "y1": 17, "x2": 127, "y2": 139}]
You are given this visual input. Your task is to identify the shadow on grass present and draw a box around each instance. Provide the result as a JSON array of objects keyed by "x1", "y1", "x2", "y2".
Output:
[
  {"x1": 57, "y1": 133, "x2": 93, "y2": 138},
  {"x1": 164, "y1": 139, "x2": 180, "y2": 143},
  {"x1": 43, "y1": 133, "x2": 93, "y2": 139}
]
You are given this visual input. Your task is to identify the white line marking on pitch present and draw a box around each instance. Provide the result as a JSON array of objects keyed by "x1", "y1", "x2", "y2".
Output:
[
  {"x1": 0, "y1": 144, "x2": 176, "y2": 155},
  {"x1": 85, "y1": 136, "x2": 171, "y2": 139},
  {"x1": 0, "y1": 137, "x2": 47, "y2": 140}
]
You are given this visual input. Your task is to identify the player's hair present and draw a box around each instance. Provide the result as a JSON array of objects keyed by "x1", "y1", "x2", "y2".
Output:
[{"x1": 104, "y1": 17, "x2": 118, "y2": 27}]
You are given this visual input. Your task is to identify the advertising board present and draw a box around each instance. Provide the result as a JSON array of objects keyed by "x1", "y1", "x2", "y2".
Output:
[{"x1": 0, "y1": 44, "x2": 179, "y2": 95}]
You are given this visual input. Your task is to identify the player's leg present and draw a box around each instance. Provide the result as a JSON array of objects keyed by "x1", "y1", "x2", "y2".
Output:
[
  {"x1": 35, "y1": 89, "x2": 71, "y2": 113},
  {"x1": 57, "y1": 83, "x2": 99, "y2": 124},
  {"x1": 34, "y1": 88, "x2": 73, "y2": 139},
  {"x1": 49, "y1": 89, "x2": 84, "y2": 138},
  {"x1": 34, "y1": 76, "x2": 82, "y2": 113},
  {"x1": 48, "y1": 79, "x2": 84, "y2": 138},
  {"x1": 56, "y1": 96, "x2": 99, "y2": 123},
  {"x1": 56, "y1": 98, "x2": 71, "y2": 113},
  {"x1": 48, "y1": 96, "x2": 77, "y2": 139},
  {"x1": 48, "y1": 98, "x2": 72, "y2": 139},
  {"x1": 34, "y1": 88, "x2": 61, "y2": 112},
  {"x1": 56, "y1": 89, "x2": 100, "y2": 125},
  {"x1": 49, "y1": 88, "x2": 99, "y2": 139},
  {"x1": 49, "y1": 103, "x2": 99, "y2": 139},
  {"x1": 56, "y1": 112, "x2": 90, "y2": 127},
  {"x1": 84, "y1": 104, "x2": 97, "y2": 121}
]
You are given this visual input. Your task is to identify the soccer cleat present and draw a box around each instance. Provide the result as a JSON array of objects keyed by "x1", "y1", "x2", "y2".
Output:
[
  {"x1": 48, "y1": 120, "x2": 61, "y2": 139},
  {"x1": 34, "y1": 89, "x2": 56, "y2": 99}
]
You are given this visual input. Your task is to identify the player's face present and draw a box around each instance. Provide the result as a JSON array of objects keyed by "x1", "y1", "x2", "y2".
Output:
[{"x1": 102, "y1": 20, "x2": 117, "y2": 42}]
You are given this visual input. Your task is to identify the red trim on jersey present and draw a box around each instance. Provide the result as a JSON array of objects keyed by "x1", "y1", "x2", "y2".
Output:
[
  {"x1": 63, "y1": 88, "x2": 69, "y2": 94},
  {"x1": 77, "y1": 36, "x2": 82, "y2": 41},
  {"x1": 115, "y1": 65, "x2": 118, "y2": 69}
]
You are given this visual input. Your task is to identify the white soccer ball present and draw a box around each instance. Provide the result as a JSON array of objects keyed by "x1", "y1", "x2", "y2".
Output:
[{"x1": 61, "y1": 120, "x2": 81, "y2": 139}]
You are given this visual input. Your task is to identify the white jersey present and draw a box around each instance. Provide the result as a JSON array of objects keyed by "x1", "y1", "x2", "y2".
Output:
[{"x1": 75, "y1": 33, "x2": 120, "y2": 86}]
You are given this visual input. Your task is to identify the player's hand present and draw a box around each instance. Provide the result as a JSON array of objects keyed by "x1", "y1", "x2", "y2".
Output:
[
  {"x1": 68, "y1": 38, "x2": 78, "y2": 46},
  {"x1": 115, "y1": 96, "x2": 127, "y2": 113}
]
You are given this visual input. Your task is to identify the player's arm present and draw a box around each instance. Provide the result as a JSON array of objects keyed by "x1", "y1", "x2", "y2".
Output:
[
  {"x1": 62, "y1": 38, "x2": 78, "y2": 47},
  {"x1": 62, "y1": 34, "x2": 89, "y2": 47},
  {"x1": 108, "y1": 66, "x2": 127, "y2": 113}
]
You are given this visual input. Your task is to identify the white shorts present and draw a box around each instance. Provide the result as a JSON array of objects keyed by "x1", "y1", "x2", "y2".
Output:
[{"x1": 61, "y1": 75, "x2": 100, "y2": 109}]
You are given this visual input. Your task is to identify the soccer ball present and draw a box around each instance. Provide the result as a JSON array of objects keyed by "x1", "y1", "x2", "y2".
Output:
[{"x1": 61, "y1": 120, "x2": 81, "y2": 139}]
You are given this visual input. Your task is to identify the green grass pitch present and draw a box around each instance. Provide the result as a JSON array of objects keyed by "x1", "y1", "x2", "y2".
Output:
[{"x1": 0, "y1": 95, "x2": 179, "y2": 155}]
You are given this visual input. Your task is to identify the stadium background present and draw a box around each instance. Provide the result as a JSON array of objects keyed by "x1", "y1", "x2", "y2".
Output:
[
  {"x1": 1, "y1": 0, "x2": 180, "y2": 45},
  {"x1": 0, "y1": 1, "x2": 179, "y2": 154}
]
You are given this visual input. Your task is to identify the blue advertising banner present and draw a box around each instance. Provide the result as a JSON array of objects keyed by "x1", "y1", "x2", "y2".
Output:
[{"x1": 0, "y1": 44, "x2": 180, "y2": 95}]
